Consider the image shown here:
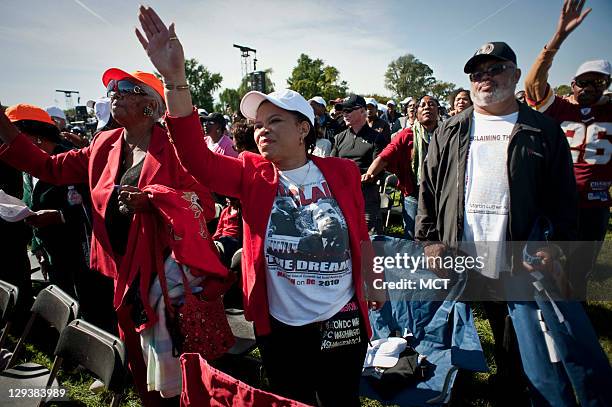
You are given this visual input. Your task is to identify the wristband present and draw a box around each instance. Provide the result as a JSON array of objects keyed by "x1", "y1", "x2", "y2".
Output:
[{"x1": 163, "y1": 82, "x2": 190, "y2": 91}]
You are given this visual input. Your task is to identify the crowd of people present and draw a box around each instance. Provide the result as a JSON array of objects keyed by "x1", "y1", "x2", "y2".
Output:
[{"x1": 0, "y1": 1, "x2": 611, "y2": 406}]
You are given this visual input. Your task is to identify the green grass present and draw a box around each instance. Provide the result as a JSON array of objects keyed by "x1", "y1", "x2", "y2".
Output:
[{"x1": 13, "y1": 216, "x2": 612, "y2": 406}]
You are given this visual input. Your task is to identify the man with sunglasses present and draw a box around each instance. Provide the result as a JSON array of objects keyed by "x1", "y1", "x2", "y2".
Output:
[
  {"x1": 332, "y1": 94, "x2": 389, "y2": 234},
  {"x1": 416, "y1": 40, "x2": 587, "y2": 405},
  {"x1": 201, "y1": 112, "x2": 238, "y2": 158},
  {"x1": 525, "y1": 0, "x2": 612, "y2": 301}
]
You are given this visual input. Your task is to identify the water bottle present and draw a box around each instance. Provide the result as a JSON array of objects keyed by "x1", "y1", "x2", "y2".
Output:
[{"x1": 67, "y1": 185, "x2": 83, "y2": 206}]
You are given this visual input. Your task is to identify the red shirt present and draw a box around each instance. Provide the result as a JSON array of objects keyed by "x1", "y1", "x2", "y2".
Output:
[
  {"x1": 213, "y1": 206, "x2": 240, "y2": 240},
  {"x1": 539, "y1": 95, "x2": 612, "y2": 208},
  {"x1": 378, "y1": 128, "x2": 415, "y2": 196}
]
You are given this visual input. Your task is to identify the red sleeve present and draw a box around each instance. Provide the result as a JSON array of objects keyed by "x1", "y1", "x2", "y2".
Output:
[
  {"x1": 165, "y1": 110, "x2": 244, "y2": 198},
  {"x1": 0, "y1": 133, "x2": 90, "y2": 185},
  {"x1": 378, "y1": 128, "x2": 413, "y2": 174}
]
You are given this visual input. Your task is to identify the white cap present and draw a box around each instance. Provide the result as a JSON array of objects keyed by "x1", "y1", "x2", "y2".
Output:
[
  {"x1": 363, "y1": 337, "x2": 407, "y2": 368},
  {"x1": 400, "y1": 97, "x2": 413, "y2": 105},
  {"x1": 46, "y1": 106, "x2": 66, "y2": 120},
  {"x1": 365, "y1": 97, "x2": 378, "y2": 107},
  {"x1": 94, "y1": 97, "x2": 111, "y2": 131},
  {"x1": 308, "y1": 96, "x2": 326, "y2": 107},
  {"x1": 574, "y1": 59, "x2": 611, "y2": 79},
  {"x1": 240, "y1": 89, "x2": 315, "y2": 126},
  {"x1": 197, "y1": 108, "x2": 209, "y2": 117},
  {"x1": 387, "y1": 100, "x2": 396, "y2": 106}
]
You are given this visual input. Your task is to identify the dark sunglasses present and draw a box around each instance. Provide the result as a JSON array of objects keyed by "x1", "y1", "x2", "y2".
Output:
[
  {"x1": 342, "y1": 106, "x2": 361, "y2": 114},
  {"x1": 106, "y1": 79, "x2": 147, "y2": 97},
  {"x1": 469, "y1": 63, "x2": 512, "y2": 82},
  {"x1": 574, "y1": 78, "x2": 609, "y2": 89}
]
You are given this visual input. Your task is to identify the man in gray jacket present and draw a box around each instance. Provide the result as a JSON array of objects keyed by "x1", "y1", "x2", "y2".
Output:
[{"x1": 416, "y1": 41, "x2": 578, "y2": 404}]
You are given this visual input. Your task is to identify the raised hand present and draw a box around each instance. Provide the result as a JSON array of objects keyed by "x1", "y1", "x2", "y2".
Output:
[
  {"x1": 553, "y1": 0, "x2": 592, "y2": 43},
  {"x1": 135, "y1": 6, "x2": 186, "y2": 82}
]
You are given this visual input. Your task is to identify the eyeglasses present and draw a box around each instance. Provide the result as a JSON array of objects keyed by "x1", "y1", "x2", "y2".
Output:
[
  {"x1": 469, "y1": 63, "x2": 512, "y2": 82},
  {"x1": 574, "y1": 78, "x2": 609, "y2": 89},
  {"x1": 106, "y1": 79, "x2": 147, "y2": 98},
  {"x1": 342, "y1": 107, "x2": 361, "y2": 114},
  {"x1": 204, "y1": 121, "x2": 219, "y2": 126}
]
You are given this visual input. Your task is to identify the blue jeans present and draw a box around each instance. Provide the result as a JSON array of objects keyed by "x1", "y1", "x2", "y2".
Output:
[{"x1": 402, "y1": 195, "x2": 418, "y2": 240}]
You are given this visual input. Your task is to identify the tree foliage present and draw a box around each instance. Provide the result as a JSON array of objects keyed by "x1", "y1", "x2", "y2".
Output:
[
  {"x1": 430, "y1": 81, "x2": 458, "y2": 104},
  {"x1": 384, "y1": 54, "x2": 456, "y2": 103},
  {"x1": 217, "y1": 88, "x2": 241, "y2": 114},
  {"x1": 287, "y1": 54, "x2": 348, "y2": 101},
  {"x1": 183, "y1": 58, "x2": 223, "y2": 112},
  {"x1": 554, "y1": 84, "x2": 572, "y2": 97}
]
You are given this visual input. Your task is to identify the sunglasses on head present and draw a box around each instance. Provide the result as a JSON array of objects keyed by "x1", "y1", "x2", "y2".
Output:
[
  {"x1": 106, "y1": 79, "x2": 147, "y2": 98},
  {"x1": 574, "y1": 78, "x2": 609, "y2": 89},
  {"x1": 469, "y1": 63, "x2": 512, "y2": 82}
]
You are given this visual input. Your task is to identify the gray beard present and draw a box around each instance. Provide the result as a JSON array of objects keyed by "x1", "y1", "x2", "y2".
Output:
[{"x1": 472, "y1": 83, "x2": 516, "y2": 107}]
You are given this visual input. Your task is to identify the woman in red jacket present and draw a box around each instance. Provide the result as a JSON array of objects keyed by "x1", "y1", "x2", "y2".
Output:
[
  {"x1": 136, "y1": 6, "x2": 380, "y2": 406},
  {"x1": 0, "y1": 70, "x2": 226, "y2": 406}
]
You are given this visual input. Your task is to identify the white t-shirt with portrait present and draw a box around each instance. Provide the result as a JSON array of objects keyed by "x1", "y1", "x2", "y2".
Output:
[
  {"x1": 462, "y1": 110, "x2": 518, "y2": 278},
  {"x1": 264, "y1": 160, "x2": 354, "y2": 326}
]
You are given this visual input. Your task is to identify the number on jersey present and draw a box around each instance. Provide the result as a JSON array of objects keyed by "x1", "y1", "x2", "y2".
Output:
[{"x1": 562, "y1": 122, "x2": 612, "y2": 165}]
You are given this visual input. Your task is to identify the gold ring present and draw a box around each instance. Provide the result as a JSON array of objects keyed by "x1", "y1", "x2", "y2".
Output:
[{"x1": 169, "y1": 36, "x2": 179, "y2": 41}]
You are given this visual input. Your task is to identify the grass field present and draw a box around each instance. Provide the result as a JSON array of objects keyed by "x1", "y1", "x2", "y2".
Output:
[{"x1": 12, "y1": 217, "x2": 612, "y2": 406}]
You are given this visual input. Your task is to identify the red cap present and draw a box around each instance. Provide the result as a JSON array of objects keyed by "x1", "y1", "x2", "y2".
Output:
[
  {"x1": 102, "y1": 68, "x2": 165, "y2": 100},
  {"x1": 5, "y1": 104, "x2": 55, "y2": 125}
]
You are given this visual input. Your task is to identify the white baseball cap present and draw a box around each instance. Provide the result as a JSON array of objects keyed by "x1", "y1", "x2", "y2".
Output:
[
  {"x1": 387, "y1": 100, "x2": 396, "y2": 106},
  {"x1": 46, "y1": 106, "x2": 66, "y2": 121},
  {"x1": 94, "y1": 98, "x2": 111, "y2": 131},
  {"x1": 365, "y1": 98, "x2": 378, "y2": 107},
  {"x1": 308, "y1": 96, "x2": 326, "y2": 107},
  {"x1": 240, "y1": 89, "x2": 315, "y2": 126},
  {"x1": 400, "y1": 97, "x2": 413, "y2": 105},
  {"x1": 574, "y1": 59, "x2": 611, "y2": 79},
  {"x1": 363, "y1": 337, "x2": 407, "y2": 369}
]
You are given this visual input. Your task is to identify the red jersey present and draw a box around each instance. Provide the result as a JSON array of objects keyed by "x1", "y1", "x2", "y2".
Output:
[{"x1": 538, "y1": 94, "x2": 612, "y2": 208}]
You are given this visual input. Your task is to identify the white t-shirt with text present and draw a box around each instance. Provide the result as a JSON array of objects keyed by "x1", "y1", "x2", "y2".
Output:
[
  {"x1": 265, "y1": 161, "x2": 354, "y2": 326},
  {"x1": 462, "y1": 110, "x2": 518, "y2": 278}
]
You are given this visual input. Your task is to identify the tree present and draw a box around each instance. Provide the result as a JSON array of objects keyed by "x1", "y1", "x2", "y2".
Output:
[
  {"x1": 287, "y1": 54, "x2": 348, "y2": 101},
  {"x1": 384, "y1": 54, "x2": 437, "y2": 101},
  {"x1": 554, "y1": 84, "x2": 572, "y2": 97},
  {"x1": 217, "y1": 88, "x2": 241, "y2": 114},
  {"x1": 430, "y1": 81, "x2": 457, "y2": 104},
  {"x1": 182, "y1": 58, "x2": 223, "y2": 112}
]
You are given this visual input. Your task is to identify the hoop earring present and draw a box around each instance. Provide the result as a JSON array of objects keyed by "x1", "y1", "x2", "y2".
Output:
[
  {"x1": 36, "y1": 138, "x2": 42, "y2": 145},
  {"x1": 143, "y1": 106, "x2": 154, "y2": 117}
]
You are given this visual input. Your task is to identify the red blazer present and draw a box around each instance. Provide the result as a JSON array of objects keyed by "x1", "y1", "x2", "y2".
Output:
[
  {"x1": 166, "y1": 111, "x2": 373, "y2": 337},
  {"x1": 378, "y1": 128, "x2": 415, "y2": 196},
  {"x1": 0, "y1": 126, "x2": 218, "y2": 309}
]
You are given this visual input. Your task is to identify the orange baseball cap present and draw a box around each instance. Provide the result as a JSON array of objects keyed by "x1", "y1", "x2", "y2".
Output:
[
  {"x1": 102, "y1": 68, "x2": 165, "y2": 100},
  {"x1": 5, "y1": 104, "x2": 56, "y2": 126}
]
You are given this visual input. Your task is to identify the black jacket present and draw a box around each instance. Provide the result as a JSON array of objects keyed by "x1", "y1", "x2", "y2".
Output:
[{"x1": 415, "y1": 103, "x2": 577, "y2": 249}]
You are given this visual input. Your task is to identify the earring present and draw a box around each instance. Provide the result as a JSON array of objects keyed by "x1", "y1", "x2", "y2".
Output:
[
  {"x1": 299, "y1": 137, "x2": 304, "y2": 145},
  {"x1": 36, "y1": 138, "x2": 42, "y2": 145},
  {"x1": 143, "y1": 106, "x2": 154, "y2": 117}
]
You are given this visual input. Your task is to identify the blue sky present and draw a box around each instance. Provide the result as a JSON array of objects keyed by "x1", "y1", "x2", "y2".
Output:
[{"x1": 1, "y1": 0, "x2": 611, "y2": 109}]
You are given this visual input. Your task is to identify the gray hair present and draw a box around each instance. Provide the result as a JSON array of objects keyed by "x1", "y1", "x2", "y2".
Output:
[{"x1": 139, "y1": 83, "x2": 166, "y2": 121}]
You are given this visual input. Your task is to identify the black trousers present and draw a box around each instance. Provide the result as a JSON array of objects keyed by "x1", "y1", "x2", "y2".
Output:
[{"x1": 257, "y1": 315, "x2": 367, "y2": 407}]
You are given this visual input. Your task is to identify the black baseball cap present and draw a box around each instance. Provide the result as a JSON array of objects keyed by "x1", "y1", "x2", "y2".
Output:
[
  {"x1": 336, "y1": 94, "x2": 366, "y2": 111},
  {"x1": 464, "y1": 42, "x2": 517, "y2": 74},
  {"x1": 202, "y1": 112, "x2": 226, "y2": 127}
]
